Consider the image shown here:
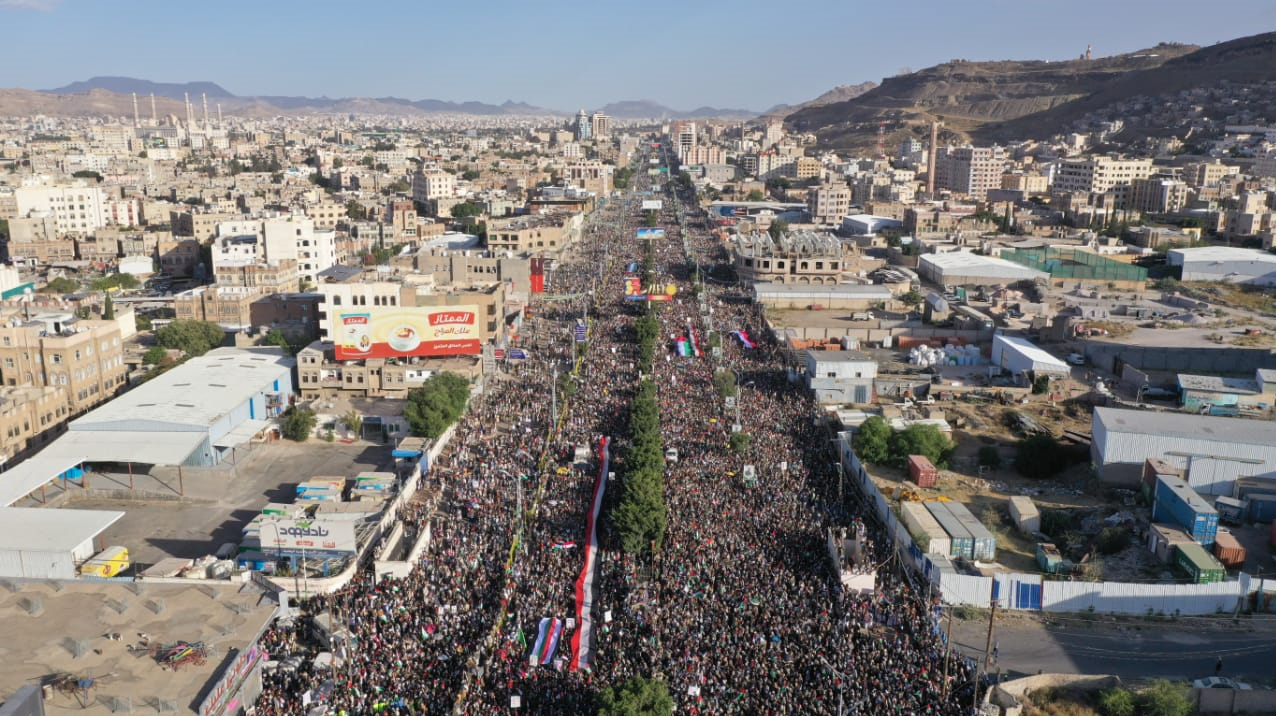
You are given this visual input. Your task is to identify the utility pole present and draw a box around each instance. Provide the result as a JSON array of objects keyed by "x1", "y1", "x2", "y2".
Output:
[
  {"x1": 942, "y1": 607, "x2": 954, "y2": 698},
  {"x1": 975, "y1": 598, "x2": 997, "y2": 714}
]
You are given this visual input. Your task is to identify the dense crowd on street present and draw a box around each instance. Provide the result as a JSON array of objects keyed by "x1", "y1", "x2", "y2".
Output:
[{"x1": 251, "y1": 162, "x2": 979, "y2": 715}]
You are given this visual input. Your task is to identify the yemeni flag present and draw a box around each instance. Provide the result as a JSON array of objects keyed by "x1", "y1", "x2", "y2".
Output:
[
  {"x1": 688, "y1": 322, "x2": 702, "y2": 357},
  {"x1": 529, "y1": 618, "x2": 551, "y2": 665},
  {"x1": 541, "y1": 618, "x2": 565, "y2": 665}
]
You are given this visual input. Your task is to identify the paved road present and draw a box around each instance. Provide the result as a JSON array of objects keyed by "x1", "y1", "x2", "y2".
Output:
[{"x1": 950, "y1": 614, "x2": 1276, "y2": 685}]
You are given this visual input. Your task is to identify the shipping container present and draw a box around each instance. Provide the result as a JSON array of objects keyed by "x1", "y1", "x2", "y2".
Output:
[
  {"x1": 1174, "y1": 542, "x2": 1226, "y2": 584},
  {"x1": 900, "y1": 502, "x2": 952, "y2": 556},
  {"x1": 1036, "y1": 543, "x2": 1063, "y2": 574},
  {"x1": 945, "y1": 501, "x2": 998, "y2": 561},
  {"x1": 1250, "y1": 494, "x2": 1276, "y2": 523},
  {"x1": 1212, "y1": 530, "x2": 1246, "y2": 569},
  {"x1": 1153, "y1": 475, "x2": 1219, "y2": 547},
  {"x1": 907, "y1": 455, "x2": 939, "y2": 488},
  {"x1": 1232, "y1": 476, "x2": 1276, "y2": 501},
  {"x1": 1213, "y1": 496, "x2": 1248, "y2": 526},
  {"x1": 1148, "y1": 523, "x2": 1196, "y2": 563},
  {"x1": 924, "y1": 501, "x2": 974, "y2": 559},
  {"x1": 1142, "y1": 458, "x2": 1184, "y2": 493},
  {"x1": 1008, "y1": 496, "x2": 1040, "y2": 534}
]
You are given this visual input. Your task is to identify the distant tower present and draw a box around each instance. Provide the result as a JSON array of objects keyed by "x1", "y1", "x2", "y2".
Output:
[
  {"x1": 1085, "y1": 44, "x2": 1093, "y2": 61},
  {"x1": 150, "y1": 93, "x2": 157, "y2": 125},
  {"x1": 926, "y1": 121, "x2": 940, "y2": 195},
  {"x1": 217, "y1": 103, "x2": 223, "y2": 128},
  {"x1": 202, "y1": 93, "x2": 210, "y2": 132},
  {"x1": 184, "y1": 92, "x2": 194, "y2": 129},
  {"x1": 132, "y1": 92, "x2": 140, "y2": 128}
]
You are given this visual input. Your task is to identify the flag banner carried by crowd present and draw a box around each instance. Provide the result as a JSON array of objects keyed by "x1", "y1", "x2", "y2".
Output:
[
  {"x1": 570, "y1": 436, "x2": 610, "y2": 671},
  {"x1": 529, "y1": 617, "x2": 565, "y2": 666},
  {"x1": 731, "y1": 330, "x2": 756, "y2": 348}
]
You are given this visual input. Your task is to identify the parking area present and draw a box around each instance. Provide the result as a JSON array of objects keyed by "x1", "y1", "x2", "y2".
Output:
[{"x1": 60, "y1": 441, "x2": 395, "y2": 568}]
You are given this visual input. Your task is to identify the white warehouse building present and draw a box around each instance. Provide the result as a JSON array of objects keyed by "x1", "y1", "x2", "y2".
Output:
[
  {"x1": 0, "y1": 507, "x2": 124, "y2": 579},
  {"x1": 991, "y1": 335, "x2": 1069, "y2": 383},
  {"x1": 1091, "y1": 407, "x2": 1276, "y2": 493},
  {"x1": 918, "y1": 252, "x2": 1047, "y2": 287},
  {"x1": 1168, "y1": 246, "x2": 1276, "y2": 286}
]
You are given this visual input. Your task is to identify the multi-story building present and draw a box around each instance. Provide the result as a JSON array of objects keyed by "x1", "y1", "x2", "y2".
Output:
[
  {"x1": 411, "y1": 167, "x2": 456, "y2": 207},
  {"x1": 0, "y1": 313, "x2": 127, "y2": 417},
  {"x1": 387, "y1": 200, "x2": 418, "y2": 242},
  {"x1": 485, "y1": 213, "x2": 583, "y2": 253},
  {"x1": 1052, "y1": 155, "x2": 1154, "y2": 194},
  {"x1": 795, "y1": 157, "x2": 823, "y2": 182},
  {"x1": 807, "y1": 183, "x2": 852, "y2": 226},
  {"x1": 174, "y1": 285, "x2": 261, "y2": 330},
  {"x1": 563, "y1": 161, "x2": 612, "y2": 195},
  {"x1": 575, "y1": 110, "x2": 593, "y2": 141},
  {"x1": 14, "y1": 183, "x2": 109, "y2": 236},
  {"x1": 305, "y1": 201, "x2": 346, "y2": 229},
  {"x1": 157, "y1": 237, "x2": 202, "y2": 277},
  {"x1": 171, "y1": 210, "x2": 237, "y2": 240},
  {"x1": 1128, "y1": 176, "x2": 1190, "y2": 215},
  {"x1": 0, "y1": 385, "x2": 72, "y2": 464},
  {"x1": 1000, "y1": 173, "x2": 1049, "y2": 194},
  {"x1": 1182, "y1": 160, "x2": 1239, "y2": 188},
  {"x1": 731, "y1": 230, "x2": 849, "y2": 286},
  {"x1": 589, "y1": 112, "x2": 611, "y2": 140},
  {"x1": 412, "y1": 248, "x2": 533, "y2": 292},
  {"x1": 934, "y1": 146, "x2": 1006, "y2": 199},
  {"x1": 214, "y1": 260, "x2": 301, "y2": 293},
  {"x1": 263, "y1": 217, "x2": 336, "y2": 285},
  {"x1": 674, "y1": 122, "x2": 697, "y2": 160}
]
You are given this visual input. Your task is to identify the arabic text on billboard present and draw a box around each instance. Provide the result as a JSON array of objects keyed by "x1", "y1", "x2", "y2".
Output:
[
  {"x1": 260, "y1": 518, "x2": 357, "y2": 553},
  {"x1": 641, "y1": 200, "x2": 664, "y2": 211},
  {"x1": 635, "y1": 228, "x2": 666, "y2": 240},
  {"x1": 335, "y1": 307, "x2": 482, "y2": 359}
]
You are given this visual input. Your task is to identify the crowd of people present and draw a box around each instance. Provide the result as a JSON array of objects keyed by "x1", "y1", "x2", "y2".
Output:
[{"x1": 251, "y1": 160, "x2": 981, "y2": 715}]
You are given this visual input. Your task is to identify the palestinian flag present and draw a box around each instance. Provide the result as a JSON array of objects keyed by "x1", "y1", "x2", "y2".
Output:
[
  {"x1": 541, "y1": 618, "x2": 565, "y2": 665},
  {"x1": 529, "y1": 618, "x2": 551, "y2": 665}
]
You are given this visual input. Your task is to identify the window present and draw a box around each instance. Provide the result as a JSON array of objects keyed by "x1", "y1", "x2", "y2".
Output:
[
  {"x1": 50, "y1": 354, "x2": 62, "y2": 365},
  {"x1": 3, "y1": 359, "x2": 11, "y2": 369},
  {"x1": 332, "y1": 296, "x2": 341, "y2": 306},
  {"x1": 2, "y1": 337, "x2": 9, "y2": 346}
]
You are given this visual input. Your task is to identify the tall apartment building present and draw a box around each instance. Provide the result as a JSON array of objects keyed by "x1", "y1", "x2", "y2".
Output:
[
  {"x1": 674, "y1": 122, "x2": 697, "y2": 160},
  {"x1": 263, "y1": 217, "x2": 336, "y2": 285},
  {"x1": 387, "y1": 200, "x2": 418, "y2": 242},
  {"x1": 807, "y1": 183, "x2": 852, "y2": 226},
  {"x1": 411, "y1": 167, "x2": 457, "y2": 207},
  {"x1": 933, "y1": 146, "x2": 1007, "y2": 199},
  {"x1": 1001, "y1": 173, "x2": 1050, "y2": 194},
  {"x1": 174, "y1": 285, "x2": 262, "y2": 330},
  {"x1": 563, "y1": 161, "x2": 612, "y2": 195},
  {"x1": 0, "y1": 385, "x2": 72, "y2": 463},
  {"x1": 215, "y1": 260, "x2": 301, "y2": 293},
  {"x1": 731, "y1": 230, "x2": 849, "y2": 286},
  {"x1": 0, "y1": 314, "x2": 127, "y2": 417},
  {"x1": 589, "y1": 112, "x2": 612, "y2": 140},
  {"x1": 1182, "y1": 160, "x2": 1239, "y2": 188},
  {"x1": 14, "y1": 183, "x2": 109, "y2": 235},
  {"x1": 1052, "y1": 156, "x2": 1154, "y2": 194},
  {"x1": 574, "y1": 110, "x2": 593, "y2": 141},
  {"x1": 1128, "y1": 176, "x2": 1190, "y2": 214},
  {"x1": 485, "y1": 213, "x2": 583, "y2": 253}
]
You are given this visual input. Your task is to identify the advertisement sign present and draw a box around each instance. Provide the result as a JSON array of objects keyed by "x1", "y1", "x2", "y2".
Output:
[
  {"x1": 260, "y1": 518, "x2": 357, "y2": 554},
  {"x1": 635, "y1": 228, "x2": 666, "y2": 240},
  {"x1": 335, "y1": 307, "x2": 482, "y2": 360},
  {"x1": 641, "y1": 200, "x2": 664, "y2": 211}
]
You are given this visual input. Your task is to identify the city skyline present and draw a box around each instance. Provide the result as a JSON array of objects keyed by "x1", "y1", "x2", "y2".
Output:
[{"x1": 1, "y1": 0, "x2": 1273, "y2": 112}]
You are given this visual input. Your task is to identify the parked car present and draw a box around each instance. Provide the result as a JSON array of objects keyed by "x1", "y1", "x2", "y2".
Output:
[
  {"x1": 1141, "y1": 386, "x2": 1178, "y2": 399},
  {"x1": 1193, "y1": 677, "x2": 1251, "y2": 690},
  {"x1": 1066, "y1": 353, "x2": 1086, "y2": 366}
]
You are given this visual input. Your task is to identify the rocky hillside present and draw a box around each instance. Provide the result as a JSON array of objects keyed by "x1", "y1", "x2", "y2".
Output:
[
  {"x1": 761, "y1": 82, "x2": 877, "y2": 120},
  {"x1": 785, "y1": 42, "x2": 1202, "y2": 151}
]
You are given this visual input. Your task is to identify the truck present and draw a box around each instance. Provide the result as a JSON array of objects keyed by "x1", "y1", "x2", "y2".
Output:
[
  {"x1": 851, "y1": 311, "x2": 875, "y2": 321},
  {"x1": 80, "y1": 546, "x2": 130, "y2": 578}
]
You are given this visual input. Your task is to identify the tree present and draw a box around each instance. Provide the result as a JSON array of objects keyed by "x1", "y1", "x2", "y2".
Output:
[
  {"x1": 728, "y1": 431, "x2": 751, "y2": 454},
  {"x1": 1097, "y1": 526, "x2": 1131, "y2": 555},
  {"x1": 1135, "y1": 680, "x2": 1192, "y2": 716},
  {"x1": 451, "y1": 202, "x2": 483, "y2": 219},
  {"x1": 713, "y1": 370, "x2": 737, "y2": 399},
  {"x1": 263, "y1": 329, "x2": 298, "y2": 355},
  {"x1": 142, "y1": 346, "x2": 167, "y2": 365},
  {"x1": 343, "y1": 410, "x2": 363, "y2": 439},
  {"x1": 889, "y1": 423, "x2": 954, "y2": 468},
  {"x1": 281, "y1": 407, "x2": 317, "y2": 442},
  {"x1": 345, "y1": 200, "x2": 367, "y2": 221},
  {"x1": 1031, "y1": 374, "x2": 1050, "y2": 395},
  {"x1": 853, "y1": 416, "x2": 893, "y2": 464},
  {"x1": 1014, "y1": 434, "x2": 1078, "y2": 479},
  {"x1": 404, "y1": 372, "x2": 471, "y2": 438},
  {"x1": 597, "y1": 676, "x2": 674, "y2": 716},
  {"x1": 101, "y1": 292, "x2": 115, "y2": 320},
  {"x1": 91, "y1": 273, "x2": 140, "y2": 292},
  {"x1": 71, "y1": 169, "x2": 103, "y2": 182},
  {"x1": 461, "y1": 169, "x2": 480, "y2": 181},
  {"x1": 1096, "y1": 687, "x2": 1135, "y2": 716},
  {"x1": 767, "y1": 219, "x2": 789, "y2": 239},
  {"x1": 899, "y1": 289, "x2": 923, "y2": 308},
  {"x1": 40, "y1": 276, "x2": 80, "y2": 294},
  {"x1": 155, "y1": 320, "x2": 226, "y2": 357},
  {"x1": 744, "y1": 189, "x2": 765, "y2": 201},
  {"x1": 977, "y1": 445, "x2": 1002, "y2": 469}
]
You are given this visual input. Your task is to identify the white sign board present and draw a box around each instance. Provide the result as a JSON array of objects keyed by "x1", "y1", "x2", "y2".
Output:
[
  {"x1": 260, "y1": 518, "x2": 357, "y2": 554},
  {"x1": 641, "y1": 200, "x2": 664, "y2": 211}
]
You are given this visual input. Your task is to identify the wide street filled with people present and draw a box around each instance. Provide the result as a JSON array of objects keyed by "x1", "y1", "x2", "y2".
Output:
[{"x1": 252, "y1": 148, "x2": 979, "y2": 715}]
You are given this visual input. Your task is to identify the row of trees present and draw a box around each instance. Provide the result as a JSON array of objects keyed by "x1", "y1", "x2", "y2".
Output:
[
  {"x1": 614, "y1": 302, "x2": 668, "y2": 556},
  {"x1": 404, "y1": 371, "x2": 471, "y2": 438},
  {"x1": 852, "y1": 416, "x2": 955, "y2": 469}
]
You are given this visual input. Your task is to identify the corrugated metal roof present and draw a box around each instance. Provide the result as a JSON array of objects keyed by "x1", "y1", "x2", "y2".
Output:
[
  {"x1": 0, "y1": 507, "x2": 123, "y2": 554},
  {"x1": 1095, "y1": 407, "x2": 1276, "y2": 446},
  {"x1": 1176, "y1": 374, "x2": 1260, "y2": 395},
  {"x1": 920, "y1": 252, "x2": 1048, "y2": 281},
  {"x1": 71, "y1": 346, "x2": 292, "y2": 432}
]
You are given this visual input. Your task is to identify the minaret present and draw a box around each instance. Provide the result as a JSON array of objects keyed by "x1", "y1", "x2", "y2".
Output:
[
  {"x1": 926, "y1": 121, "x2": 940, "y2": 195},
  {"x1": 150, "y1": 93, "x2": 157, "y2": 125},
  {"x1": 132, "y1": 92, "x2": 140, "y2": 128},
  {"x1": 184, "y1": 92, "x2": 194, "y2": 129},
  {"x1": 217, "y1": 103, "x2": 223, "y2": 128},
  {"x1": 202, "y1": 93, "x2": 210, "y2": 132},
  {"x1": 1085, "y1": 44, "x2": 1092, "y2": 61}
]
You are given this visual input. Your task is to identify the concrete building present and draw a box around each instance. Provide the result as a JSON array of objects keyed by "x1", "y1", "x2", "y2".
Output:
[
  {"x1": 991, "y1": 335, "x2": 1070, "y2": 384},
  {"x1": 1128, "y1": 176, "x2": 1189, "y2": 214},
  {"x1": 0, "y1": 313, "x2": 127, "y2": 418},
  {"x1": 0, "y1": 507, "x2": 124, "y2": 579},
  {"x1": 563, "y1": 161, "x2": 612, "y2": 195},
  {"x1": 589, "y1": 112, "x2": 612, "y2": 140},
  {"x1": 934, "y1": 146, "x2": 1006, "y2": 199},
  {"x1": 840, "y1": 214, "x2": 903, "y2": 236},
  {"x1": 1052, "y1": 156, "x2": 1153, "y2": 194},
  {"x1": 485, "y1": 214, "x2": 582, "y2": 253},
  {"x1": 1175, "y1": 370, "x2": 1275, "y2": 413},
  {"x1": 802, "y1": 350, "x2": 878, "y2": 404},
  {"x1": 751, "y1": 283, "x2": 894, "y2": 311},
  {"x1": 807, "y1": 183, "x2": 852, "y2": 226},
  {"x1": 732, "y1": 230, "x2": 851, "y2": 286},
  {"x1": 174, "y1": 285, "x2": 261, "y2": 330},
  {"x1": 0, "y1": 385, "x2": 72, "y2": 464},
  {"x1": 13, "y1": 183, "x2": 109, "y2": 236},
  {"x1": 1091, "y1": 407, "x2": 1276, "y2": 494},
  {"x1": 411, "y1": 167, "x2": 457, "y2": 207}
]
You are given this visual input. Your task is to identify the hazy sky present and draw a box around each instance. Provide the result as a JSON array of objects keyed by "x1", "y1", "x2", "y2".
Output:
[{"x1": 1, "y1": 0, "x2": 1273, "y2": 111}]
